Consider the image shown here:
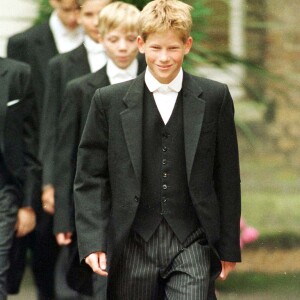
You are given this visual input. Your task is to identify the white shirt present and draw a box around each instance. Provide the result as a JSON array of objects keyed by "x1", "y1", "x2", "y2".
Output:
[
  {"x1": 49, "y1": 12, "x2": 84, "y2": 54},
  {"x1": 84, "y1": 35, "x2": 107, "y2": 73},
  {"x1": 106, "y1": 58, "x2": 138, "y2": 85},
  {"x1": 145, "y1": 67, "x2": 183, "y2": 124}
]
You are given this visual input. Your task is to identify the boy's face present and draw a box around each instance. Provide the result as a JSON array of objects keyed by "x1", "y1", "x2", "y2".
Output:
[
  {"x1": 77, "y1": 0, "x2": 109, "y2": 42},
  {"x1": 137, "y1": 30, "x2": 192, "y2": 84},
  {"x1": 102, "y1": 27, "x2": 139, "y2": 69},
  {"x1": 50, "y1": 0, "x2": 79, "y2": 30}
]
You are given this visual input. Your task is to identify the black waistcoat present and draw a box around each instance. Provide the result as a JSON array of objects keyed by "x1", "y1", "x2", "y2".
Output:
[{"x1": 132, "y1": 86, "x2": 200, "y2": 243}]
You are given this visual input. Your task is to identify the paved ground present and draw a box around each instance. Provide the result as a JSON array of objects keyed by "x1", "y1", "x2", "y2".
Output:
[{"x1": 7, "y1": 268, "x2": 35, "y2": 299}]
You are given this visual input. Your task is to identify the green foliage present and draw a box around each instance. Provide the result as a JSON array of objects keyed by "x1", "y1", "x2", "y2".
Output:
[
  {"x1": 122, "y1": 0, "x2": 150, "y2": 10},
  {"x1": 35, "y1": 0, "x2": 52, "y2": 24}
]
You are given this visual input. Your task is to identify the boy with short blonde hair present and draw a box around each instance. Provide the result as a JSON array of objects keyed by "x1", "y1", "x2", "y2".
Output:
[
  {"x1": 54, "y1": 1, "x2": 145, "y2": 296},
  {"x1": 75, "y1": 1, "x2": 241, "y2": 299}
]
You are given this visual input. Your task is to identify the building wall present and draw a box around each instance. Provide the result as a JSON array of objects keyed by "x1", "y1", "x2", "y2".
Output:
[
  {"x1": 0, "y1": 0, "x2": 38, "y2": 57},
  {"x1": 264, "y1": 0, "x2": 300, "y2": 163}
]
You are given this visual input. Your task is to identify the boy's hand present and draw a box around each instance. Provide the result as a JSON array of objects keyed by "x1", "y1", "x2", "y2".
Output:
[
  {"x1": 15, "y1": 207, "x2": 36, "y2": 237},
  {"x1": 42, "y1": 184, "x2": 55, "y2": 214},
  {"x1": 219, "y1": 261, "x2": 236, "y2": 280},
  {"x1": 56, "y1": 232, "x2": 73, "y2": 245},
  {"x1": 85, "y1": 252, "x2": 108, "y2": 277}
]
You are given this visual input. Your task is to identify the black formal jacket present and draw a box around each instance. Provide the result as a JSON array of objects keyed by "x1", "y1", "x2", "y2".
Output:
[
  {"x1": 54, "y1": 60, "x2": 146, "y2": 235},
  {"x1": 0, "y1": 58, "x2": 41, "y2": 208},
  {"x1": 7, "y1": 22, "x2": 58, "y2": 120},
  {"x1": 40, "y1": 44, "x2": 91, "y2": 187},
  {"x1": 74, "y1": 71, "x2": 242, "y2": 279}
]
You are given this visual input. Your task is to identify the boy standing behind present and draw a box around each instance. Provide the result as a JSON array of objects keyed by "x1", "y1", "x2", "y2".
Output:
[
  {"x1": 55, "y1": 1, "x2": 143, "y2": 244},
  {"x1": 41, "y1": 0, "x2": 111, "y2": 217},
  {"x1": 74, "y1": 0, "x2": 241, "y2": 299},
  {"x1": 53, "y1": 2, "x2": 144, "y2": 296},
  {"x1": 6, "y1": 2, "x2": 83, "y2": 298},
  {"x1": 7, "y1": 0, "x2": 83, "y2": 121},
  {"x1": 0, "y1": 57, "x2": 41, "y2": 299}
]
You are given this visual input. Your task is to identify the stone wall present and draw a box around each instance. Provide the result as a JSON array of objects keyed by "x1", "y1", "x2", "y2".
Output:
[
  {"x1": 245, "y1": 0, "x2": 300, "y2": 165},
  {"x1": 264, "y1": 0, "x2": 300, "y2": 164}
]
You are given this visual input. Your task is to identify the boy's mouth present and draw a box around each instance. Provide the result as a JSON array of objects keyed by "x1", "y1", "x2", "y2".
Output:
[{"x1": 157, "y1": 64, "x2": 172, "y2": 70}]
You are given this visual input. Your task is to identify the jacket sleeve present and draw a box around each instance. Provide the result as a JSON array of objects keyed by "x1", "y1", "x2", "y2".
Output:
[
  {"x1": 40, "y1": 57, "x2": 62, "y2": 186},
  {"x1": 21, "y1": 66, "x2": 42, "y2": 210},
  {"x1": 213, "y1": 84, "x2": 241, "y2": 262},
  {"x1": 74, "y1": 91, "x2": 111, "y2": 261},
  {"x1": 53, "y1": 82, "x2": 81, "y2": 234}
]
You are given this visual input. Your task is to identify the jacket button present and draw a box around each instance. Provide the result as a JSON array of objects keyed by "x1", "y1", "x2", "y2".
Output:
[
  {"x1": 134, "y1": 196, "x2": 139, "y2": 202},
  {"x1": 162, "y1": 184, "x2": 168, "y2": 190}
]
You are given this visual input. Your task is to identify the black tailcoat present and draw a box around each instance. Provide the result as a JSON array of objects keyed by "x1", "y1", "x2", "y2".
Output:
[
  {"x1": 7, "y1": 22, "x2": 58, "y2": 119},
  {"x1": 40, "y1": 44, "x2": 91, "y2": 186},
  {"x1": 0, "y1": 57, "x2": 41, "y2": 207},
  {"x1": 74, "y1": 71, "x2": 241, "y2": 280}
]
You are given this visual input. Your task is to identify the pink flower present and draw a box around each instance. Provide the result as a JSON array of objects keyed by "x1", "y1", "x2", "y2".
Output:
[{"x1": 240, "y1": 218, "x2": 260, "y2": 249}]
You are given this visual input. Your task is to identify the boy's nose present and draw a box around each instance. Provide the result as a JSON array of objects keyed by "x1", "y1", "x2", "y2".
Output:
[
  {"x1": 118, "y1": 39, "x2": 127, "y2": 50},
  {"x1": 160, "y1": 50, "x2": 169, "y2": 62},
  {"x1": 92, "y1": 15, "x2": 99, "y2": 27}
]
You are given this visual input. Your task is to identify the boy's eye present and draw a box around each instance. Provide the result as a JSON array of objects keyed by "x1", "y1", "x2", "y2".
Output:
[{"x1": 127, "y1": 36, "x2": 137, "y2": 42}]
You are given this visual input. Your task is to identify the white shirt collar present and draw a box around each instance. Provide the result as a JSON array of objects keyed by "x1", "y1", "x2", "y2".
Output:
[
  {"x1": 145, "y1": 67, "x2": 183, "y2": 93},
  {"x1": 106, "y1": 58, "x2": 138, "y2": 84},
  {"x1": 49, "y1": 11, "x2": 84, "y2": 53},
  {"x1": 83, "y1": 35, "x2": 105, "y2": 54}
]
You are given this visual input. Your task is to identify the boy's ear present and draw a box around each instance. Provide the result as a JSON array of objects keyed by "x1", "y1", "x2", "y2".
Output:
[
  {"x1": 137, "y1": 36, "x2": 145, "y2": 54},
  {"x1": 97, "y1": 34, "x2": 103, "y2": 43},
  {"x1": 184, "y1": 36, "x2": 193, "y2": 55}
]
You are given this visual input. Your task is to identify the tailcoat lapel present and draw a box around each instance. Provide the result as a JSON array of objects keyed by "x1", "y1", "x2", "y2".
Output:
[
  {"x1": 182, "y1": 72, "x2": 205, "y2": 183},
  {"x1": 87, "y1": 66, "x2": 109, "y2": 90},
  {"x1": 120, "y1": 73, "x2": 145, "y2": 188},
  {"x1": 69, "y1": 44, "x2": 90, "y2": 73},
  {"x1": 0, "y1": 61, "x2": 9, "y2": 153}
]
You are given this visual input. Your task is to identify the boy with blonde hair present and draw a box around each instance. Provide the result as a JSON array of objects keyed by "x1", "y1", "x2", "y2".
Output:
[
  {"x1": 54, "y1": 1, "x2": 145, "y2": 297},
  {"x1": 54, "y1": 0, "x2": 142, "y2": 244},
  {"x1": 75, "y1": 0, "x2": 241, "y2": 299},
  {"x1": 41, "y1": 0, "x2": 111, "y2": 217}
]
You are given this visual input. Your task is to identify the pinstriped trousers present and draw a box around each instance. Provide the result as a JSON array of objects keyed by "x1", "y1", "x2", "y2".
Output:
[{"x1": 109, "y1": 219, "x2": 212, "y2": 300}]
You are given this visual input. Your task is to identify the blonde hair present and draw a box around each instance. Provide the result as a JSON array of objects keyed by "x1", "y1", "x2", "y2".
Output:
[
  {"x1": 98, "y1": 1, "x2": 140, "y2": 37},
  {"x1": 138, "y1": 0, "x2": 193, "y2": 42},
  {"x1": 75, "y1": 0, "x2": 112, "y2": 9}
]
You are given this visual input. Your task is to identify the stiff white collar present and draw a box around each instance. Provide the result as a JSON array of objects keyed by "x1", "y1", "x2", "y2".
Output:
[
  {"x1": 49, "y1": 11, "x2": 83, "y2": 53},
  {"x1": 83, "y1": 35, "x2": 105, "y2": 54},
  {"x1": 145, "y1": 67, "x2": 183, "y2": 93},
  {"x1": 106, "y1": 58, "x2": 138, "y2": 83}
]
